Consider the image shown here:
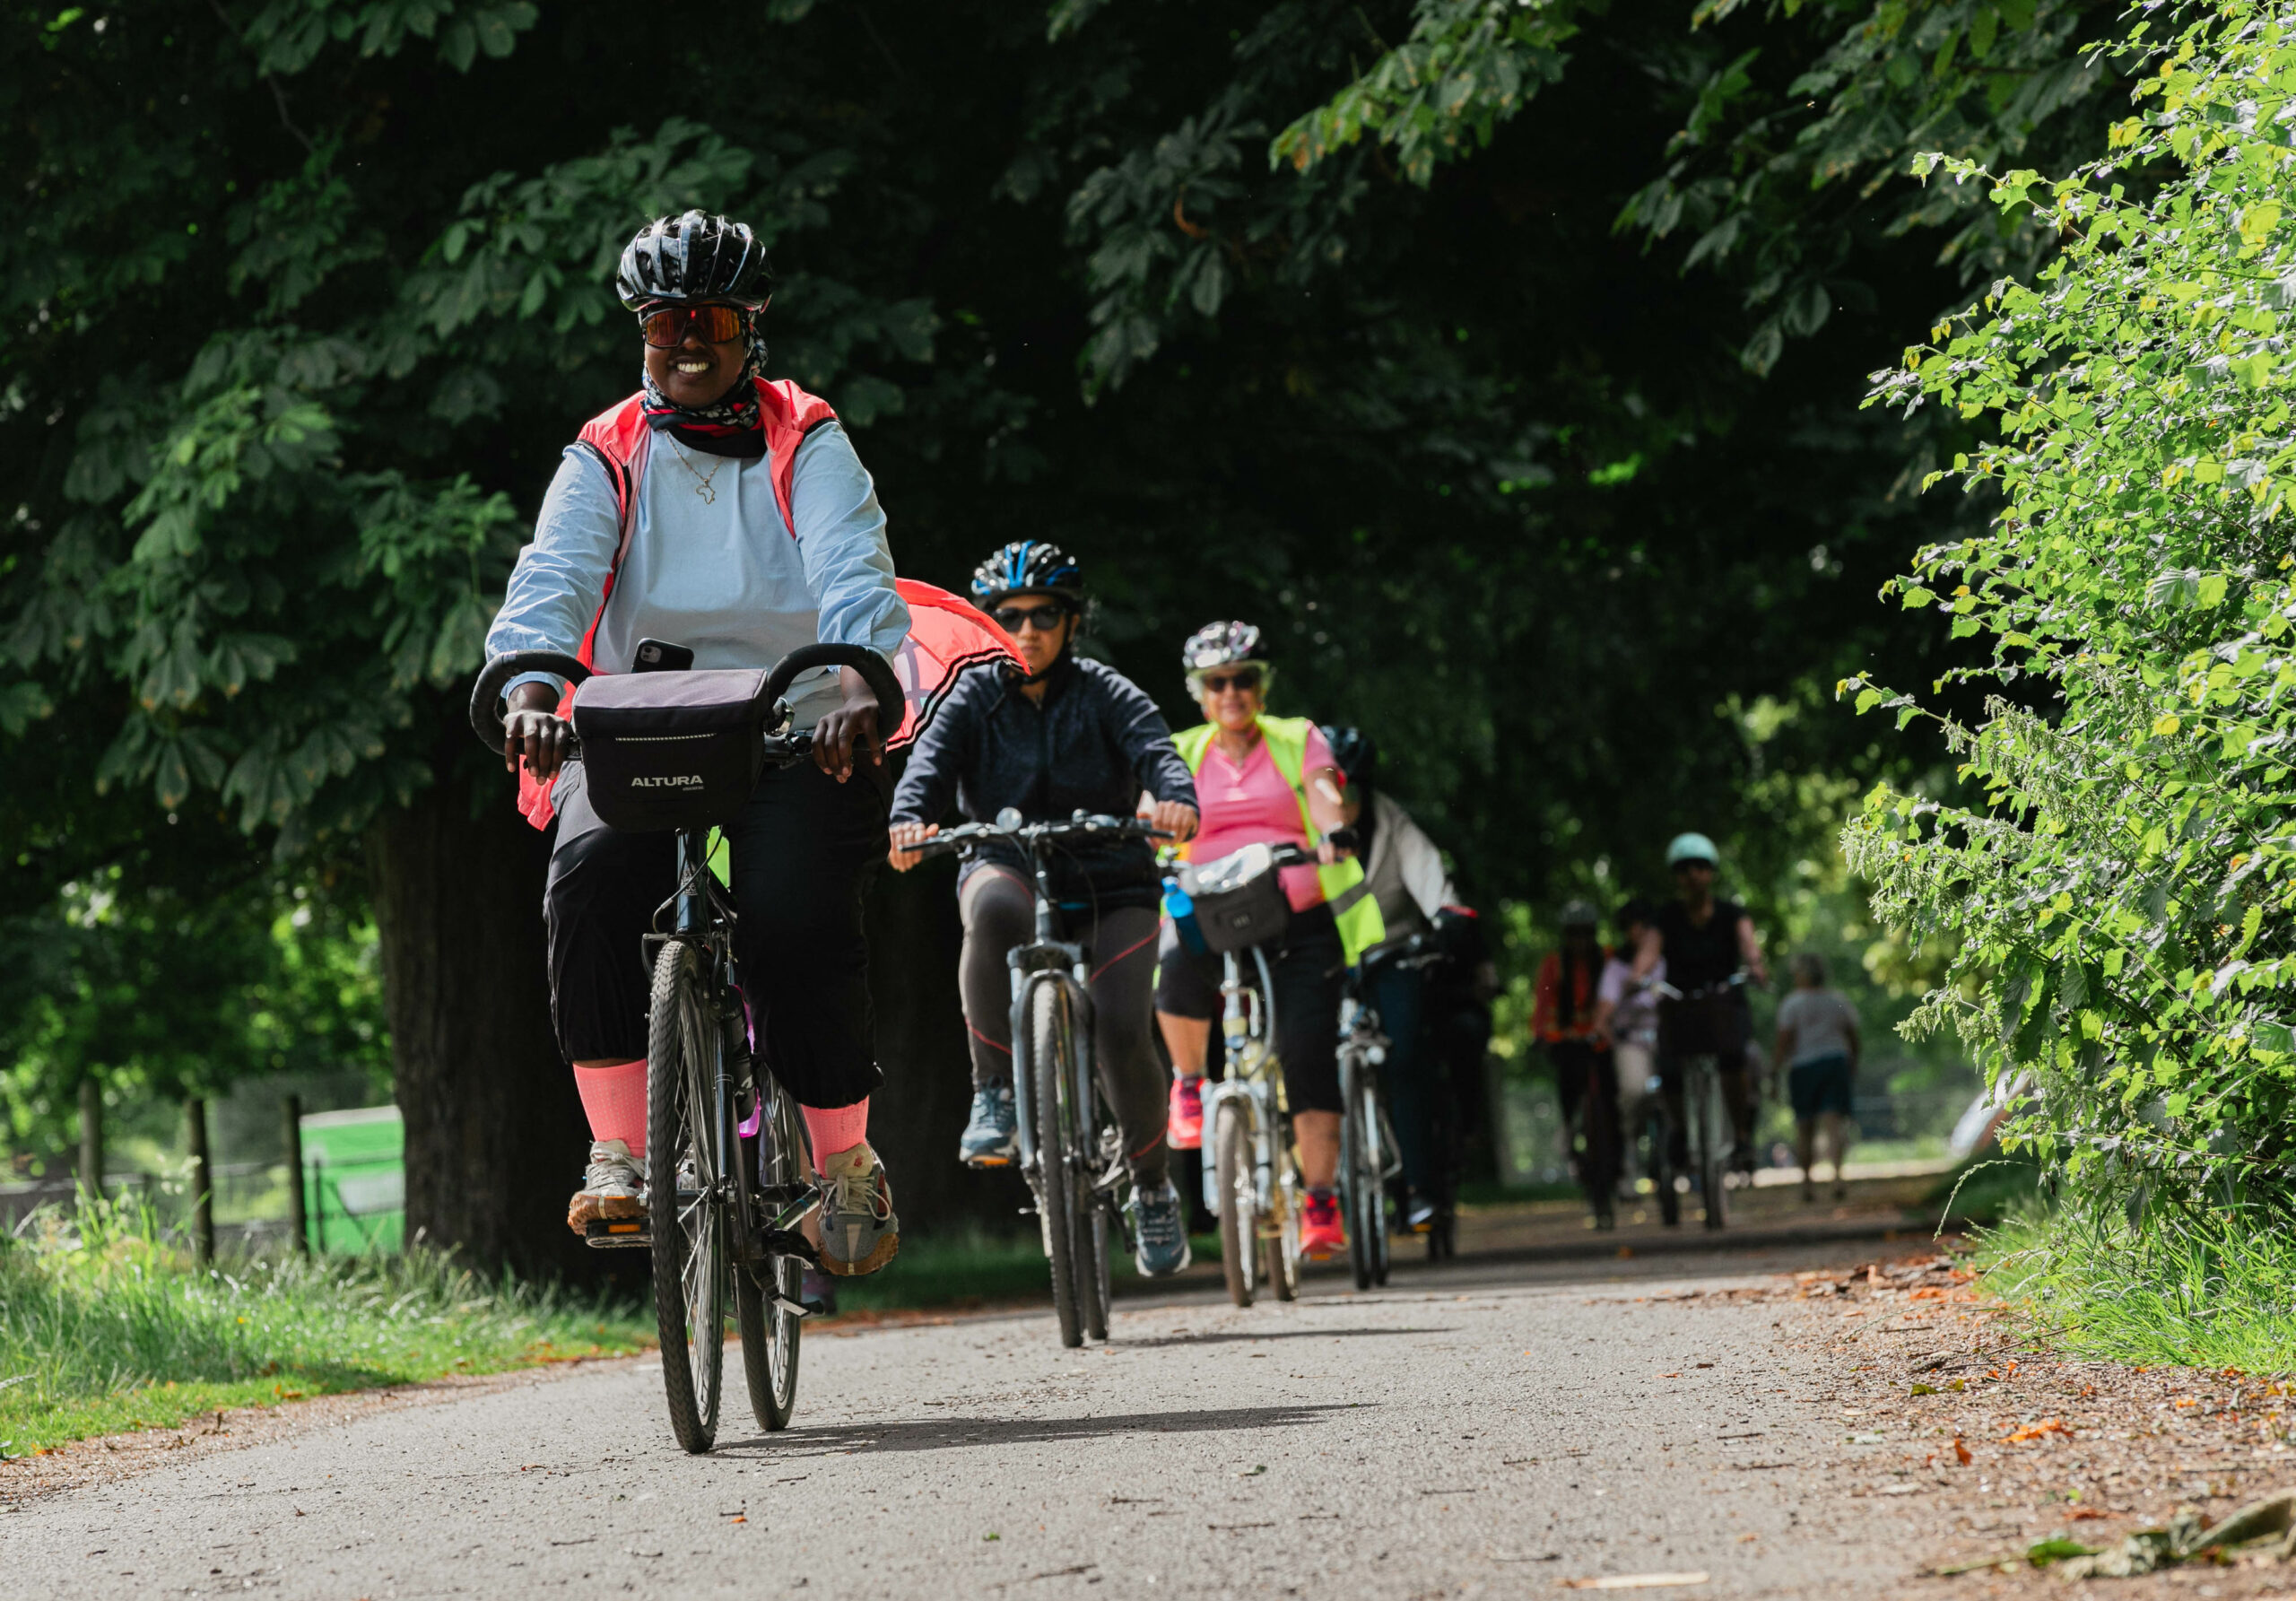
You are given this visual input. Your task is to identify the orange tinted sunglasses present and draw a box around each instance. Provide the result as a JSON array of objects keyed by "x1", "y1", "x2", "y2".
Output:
[{"x1": 639, "y1": 303, "x2": 745, "y2": 348}]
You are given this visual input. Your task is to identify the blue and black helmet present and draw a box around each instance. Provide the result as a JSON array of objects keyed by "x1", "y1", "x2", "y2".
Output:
[{"x1": 970, "y1": 541, "x2": 1083, "y2": 610}]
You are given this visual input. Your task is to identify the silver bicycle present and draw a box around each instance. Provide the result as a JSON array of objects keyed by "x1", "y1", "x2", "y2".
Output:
[{"x1": 1174, "y1": 840, "x2": 1318, "y2": 1308}]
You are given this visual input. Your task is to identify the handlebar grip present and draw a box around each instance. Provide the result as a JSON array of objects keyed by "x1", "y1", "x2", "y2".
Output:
[
  {"x1": 470, "y1": 650, "x2": 591, "y2": 753},
  {"x1": 761, "y1": 644, "x2": 906, "y2": 733}
]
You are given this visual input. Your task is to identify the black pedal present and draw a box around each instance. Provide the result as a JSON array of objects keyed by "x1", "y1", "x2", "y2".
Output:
[{"x1": 584, "y1": 1216, "x2": 651, "y2": 1249}]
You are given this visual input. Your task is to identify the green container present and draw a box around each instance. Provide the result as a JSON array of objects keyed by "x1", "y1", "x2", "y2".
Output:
[{"x1": 300, "y1": 1105, "x2": 404, "y2": 1254}]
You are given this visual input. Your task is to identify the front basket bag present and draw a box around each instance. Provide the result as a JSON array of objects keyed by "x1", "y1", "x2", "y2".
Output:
[
  {"x1": 1180, "y1": 845, "x2": 1292, "y2": 953},
  {"x1": 572, "y1": 669, "x2": 774, "y2": 832}
]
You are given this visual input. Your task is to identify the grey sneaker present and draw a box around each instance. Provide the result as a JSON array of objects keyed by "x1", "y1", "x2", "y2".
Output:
[
  {"x1": 567, "y1": 1139, "x2": 645, "y2": 1234},
  {"x1": 817, "y1": 1143, "x2": 900, "y2": 1277},
  {"x1": 958, "y1": 1083, "x2": 1019, "y2": 1168},
  {"x1": 1129, "y1": 1179, "x2": 1193, "y2": 1278}
]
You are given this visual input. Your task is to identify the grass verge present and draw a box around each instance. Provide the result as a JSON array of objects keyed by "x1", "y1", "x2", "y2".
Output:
[
  {"x1": 0, "y1": 1197, "x2": 649, "y2": 1457},
  {"x1": 1976, "y1": 1204, "x2": 2296, "y2": 1371}
]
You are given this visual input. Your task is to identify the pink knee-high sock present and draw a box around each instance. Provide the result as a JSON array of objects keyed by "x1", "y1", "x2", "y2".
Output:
[
  {"x1": 573, "y1": 1060, "x2": 647, "y2": 1158},
  {"x1": 801, "y1": 1099, "x2": 870, "y2": 1172}
]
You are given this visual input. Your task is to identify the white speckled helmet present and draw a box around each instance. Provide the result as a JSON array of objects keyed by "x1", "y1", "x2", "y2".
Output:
[{"x1": 1181, "y1": 621, "x2": 1274, "y2": 697}]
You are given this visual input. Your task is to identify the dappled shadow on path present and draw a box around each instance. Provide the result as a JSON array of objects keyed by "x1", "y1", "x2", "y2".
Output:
[
  {"x1": 714, "y1": 1402, "x2": 1351, "y2": 1457},
  {"x1": 1118, "y1": 1326, "x2": 1457, "y2": 1348}
]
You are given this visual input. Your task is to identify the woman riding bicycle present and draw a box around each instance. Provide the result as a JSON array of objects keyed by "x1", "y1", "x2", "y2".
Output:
[
  {"x1": 884, "y1": 542, "x2": 1202, "y2": 1277},
  {"x1": 484, "y1": 211, "x2": 908, "y2": 1276},
  {"x1": 1158, "y1": 622, "x2": 1381, "y2": 1263}
]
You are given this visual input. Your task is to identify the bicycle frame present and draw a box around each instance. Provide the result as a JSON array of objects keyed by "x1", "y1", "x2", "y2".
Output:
[
  {"x1": 1201, "y1": 943, "x2": 1288, "y2": 1225},
  {"x1": 649, "y1": 827, "x2": 819, "y2": 1291}
]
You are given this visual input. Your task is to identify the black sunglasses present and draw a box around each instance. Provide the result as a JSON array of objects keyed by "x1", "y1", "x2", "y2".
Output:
[
  {"x1": 1199, "y1": 668, "x2": 1263, "y2": 694},
  {"x1": 994, "y1": 603, "x2": 1072, "y2": 633},
  {"x1": 639, "y1": 303, "x2": 745, "y2": 348}
]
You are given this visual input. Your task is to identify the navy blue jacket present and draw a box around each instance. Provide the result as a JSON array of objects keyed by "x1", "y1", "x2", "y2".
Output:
[{"x1": 889, "y1": 654, "x2": 1197, "y2": 909}]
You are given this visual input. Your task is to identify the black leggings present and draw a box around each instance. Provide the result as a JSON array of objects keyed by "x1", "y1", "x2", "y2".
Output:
[
  {"x1": 959, "y1": 868, "x2": 1166, "y2": 1183},
  {"x1": 543, "y1": 760, "x2": 887, "y2": 1109},
  {"x1": 1153, "y1": 904, "x2": 1344, "y2": 1114}
]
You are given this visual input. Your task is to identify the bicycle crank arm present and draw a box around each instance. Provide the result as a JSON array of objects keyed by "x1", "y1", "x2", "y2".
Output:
[
  {"x1": 768, "y1": 1190, "x2": 823, "y2": 1233},
  {"x1": 754, "y1": 1226, "x2": 822, "y2": 1266}
]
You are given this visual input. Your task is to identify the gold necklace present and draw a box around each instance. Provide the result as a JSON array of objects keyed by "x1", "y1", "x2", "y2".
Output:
[{"x1": 665, "y1": 434, "x2": 726, "y2": 505}]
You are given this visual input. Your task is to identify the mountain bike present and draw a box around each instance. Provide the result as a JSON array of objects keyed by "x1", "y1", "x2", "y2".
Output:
[
  {"x1": 1656, "y1": 972, "x2": 1750, "y2": 1232},
  {"x1": 1173, "y1": 840, "x2": 1316, "y2": 1309},
  {"x1": 1335, "y1": 936, "x2": 1435, "y2": 1291},
  {"x1": 471, "y1": 640, "x2": 904, "y2": 1453},
  {"x1": 907, "y1": 809, "x2": 1167, "y2": 1349}
]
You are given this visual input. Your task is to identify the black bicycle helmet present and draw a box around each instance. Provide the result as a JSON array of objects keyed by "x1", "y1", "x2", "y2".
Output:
[
  {"x1": 615, "y1": 211, "x2": 770, "y2": 310},
  {"x1": 1322, "y1": 726, "x2": 1379, "y2": 794},
  {"x1": 970, "y1": 541, "x2": 1083, "y2": 610}
]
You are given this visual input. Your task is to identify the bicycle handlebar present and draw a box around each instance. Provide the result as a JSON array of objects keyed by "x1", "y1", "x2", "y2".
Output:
[
  {"x1": 469, "y1": 649, "x2": 592, "y2": 753},
  {"x1": 1651, "y1": 971, "x2": 1750, "y2": 1004},
  {"x1": 906, "y1": 813, "x2": 1170, "y2": 861},
  {"x1": 468, "y1": 643, "x2": 906, "y2": 759}
]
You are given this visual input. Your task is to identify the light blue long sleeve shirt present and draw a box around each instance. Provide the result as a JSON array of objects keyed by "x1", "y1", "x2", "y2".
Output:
[{"x1": 484, "y1": 420, "x2": 910, "y2": 728}]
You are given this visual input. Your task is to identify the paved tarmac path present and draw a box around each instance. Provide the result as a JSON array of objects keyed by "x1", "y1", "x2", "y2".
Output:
[{"x1": 3, "y1": 1243, "x2": 1932, "y2": 1600}]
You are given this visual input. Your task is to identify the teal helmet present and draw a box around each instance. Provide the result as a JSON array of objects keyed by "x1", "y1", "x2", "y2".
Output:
[{"x1": 1665, "y1": 831, "x2": 1719, "y2": 868}]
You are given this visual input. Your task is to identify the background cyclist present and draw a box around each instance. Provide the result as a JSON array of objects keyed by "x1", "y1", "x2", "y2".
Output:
[
  {"x1": 885, "y1": 542, "x2": 1201, "y2": 1276},
  {"x1": 1631, "y1": 831, "x2": 1771, "y2": 1179},
  {"x1": 485, "y1": 211, "x2": 907, "y2": 1276},
  {"x1": 1156, "y1": 622, "x2": 1382, "y2": 1263},
  {"x1": 1532, "y1": 901, "x2": 1614, "y2": 1223},
  {"x1": 1591, "y1": 898, "x2": 1663, "y2": 1207},
  {"x1": 1326, "y1": 725, "x2": 1467, "y2": 1233}
]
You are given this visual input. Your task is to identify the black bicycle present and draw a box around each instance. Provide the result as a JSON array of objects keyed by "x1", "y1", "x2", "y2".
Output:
[
  {"x1": 470, "y1": 640, "x2": 904, "y2": 1453},
  {"x1": 909, "y1": 810, "x2": 1165, "y2": 1348}
]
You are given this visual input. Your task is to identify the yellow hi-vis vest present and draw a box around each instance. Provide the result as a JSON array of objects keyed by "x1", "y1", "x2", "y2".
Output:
[{"x1": 1172, "y1": 717, "x2": 1387, "y2": 965}]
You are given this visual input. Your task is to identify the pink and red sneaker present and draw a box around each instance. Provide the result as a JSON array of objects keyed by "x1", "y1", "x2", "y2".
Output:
[
  {"x1": 1167, "y1": 1076, "x2": 1205, "y2": 1151},
  {"x1": 1300, "y1": 1188, "x2": 1345, "y2": 1261}
]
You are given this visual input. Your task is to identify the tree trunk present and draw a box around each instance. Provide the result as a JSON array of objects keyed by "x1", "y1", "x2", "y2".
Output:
[
  {"x1": 187, "y1": 1097, "x2": 214, "y2": 1263},
  {"x1": 77, "y1": 1076, "x2": 102, "y2": 1204},
  {"x1": 282, "y1": 1094, "x2": 309, "y2": 1257},
  {"x1": 368, "y1": 744, "x2": 603, "y2": 1282}
]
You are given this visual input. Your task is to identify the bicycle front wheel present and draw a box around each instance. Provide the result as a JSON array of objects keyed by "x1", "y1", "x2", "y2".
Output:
[
  {"x1": 735, "y1": 1083, "x2": 804, "y2": 1431},
  {"x1": 1213, "y1": 1100, "x2": 1256, "y2": 1308},
  {"x1": 1031, "y1": 980, "x2": 1085, "y2": 1349},
  {"x1": 648, "y1": 940, "x2": 726, "y2": 1454}
]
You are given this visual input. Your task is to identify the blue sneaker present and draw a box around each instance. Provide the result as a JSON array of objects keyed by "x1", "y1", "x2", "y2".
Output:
[
  {"x1": 1129, "y1": 1179, "x2": 1193, "y2": 1278},
  {"x1": 958, "y1": 1083, "x2": 1018, "y2": 1168}
]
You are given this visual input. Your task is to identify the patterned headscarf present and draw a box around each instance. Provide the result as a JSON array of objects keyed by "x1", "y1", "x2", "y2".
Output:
[{"x1": 638, "y1": 309, "x2": 768, "y2": 436}]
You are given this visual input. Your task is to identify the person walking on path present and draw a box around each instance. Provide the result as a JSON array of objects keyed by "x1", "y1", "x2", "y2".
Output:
[{"x1": 1773, "y1": 953, "x2": 1861, "y2": 1201}]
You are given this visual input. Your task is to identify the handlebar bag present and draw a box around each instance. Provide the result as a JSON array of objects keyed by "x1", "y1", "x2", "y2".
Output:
[
  {"x1": 1179, "y1": 844, "x2": 1291, "y2": 953},
  {"x1": 571, "y1": 669, "x2": 774, "y2": 832}
]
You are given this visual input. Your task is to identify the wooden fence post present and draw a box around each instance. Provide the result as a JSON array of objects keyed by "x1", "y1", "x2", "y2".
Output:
[
  {"x1": 77, "y1": 1076, "x2": 103, "y2": 1207},
  {"x1": 187, "y1": 1097, "x2": 215, "y2": 1264},
  {"x1": 283, "y1": 1094, "x2": 309, "y2": 1257}
]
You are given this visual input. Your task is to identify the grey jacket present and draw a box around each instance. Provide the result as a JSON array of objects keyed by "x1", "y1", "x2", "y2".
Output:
[{"x1": 889, "y1": 654, "x2": 1197, "y2": 910}]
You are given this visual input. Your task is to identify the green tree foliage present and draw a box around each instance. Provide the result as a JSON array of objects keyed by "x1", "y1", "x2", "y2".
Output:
[
  {"x1": 1, "y1": 0, "x2": 2052, "y2": 1227},
  {"x1": 1848, "y1": 0, "x2": 2296, "y2": 1231},
  {"x1": 1280, "y1": 0, "x2": 2128, "y2": 373}
]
